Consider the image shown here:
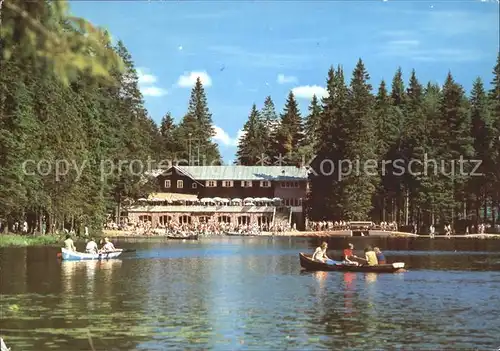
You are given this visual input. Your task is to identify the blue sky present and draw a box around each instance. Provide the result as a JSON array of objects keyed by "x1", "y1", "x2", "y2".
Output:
[{"x1": 70, "y1": 0, "x2": 499, "y2": 162}]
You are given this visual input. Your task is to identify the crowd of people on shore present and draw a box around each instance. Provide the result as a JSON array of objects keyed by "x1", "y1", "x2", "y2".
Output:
[
  {"x1": 307, "y1": 221, "x2": 398, "y2": 232},
  {"x1": 312, "y1": 242, "x2": 387, "y2": 266},
  {"x1": 103, "y1": 218, "x2": 295, "y2": 237}
]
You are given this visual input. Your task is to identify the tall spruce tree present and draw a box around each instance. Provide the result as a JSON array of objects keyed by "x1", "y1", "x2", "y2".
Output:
[
  {"x1": 275, "y1": 91, "x2": 303, "y2": 164},
  {"x1": 176, "y1": 78, "x2": 221, "y2": 165},
  {"x1": 260, "y1": 96, "x2": 280, "y2": 162},
  {"x1": 236, "y1": 104, "x2": 267, "y2": 165},
  {"x1": 387, "y1": 67, "x2": 407, "y2": 223},
  {"x1": 307, "y1": 66, "x2": 349, "y2": 220},
  {"x1": 489, "y1": 54, "x2": 500, "y2": 224},
  {"x1": 340, "y1": 59, "x2": 378, "y2": 220},
  {"x1": 159, "y1": 112, "x2": 178, "y2": 160},
  {"x1": 468, "y1": 78, "x2": 493, "y2": 220},
  {"x1": 433, "y1": 72, "x2": 474, "y2": 225},
  {"x1": 303, "y1": 94, "x2": 322, "y2": 149},
  {"x1": 373, "y1": 80, "x2": 398, "y2": 221}
]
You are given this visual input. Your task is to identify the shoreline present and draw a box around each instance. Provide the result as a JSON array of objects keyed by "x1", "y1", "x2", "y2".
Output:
[
  {"x1": 1, "y1": 231, "x2": 499, "y2": 248},
  {"x1": 101, "y1": 230, "x2": 500, "y2": 240}
]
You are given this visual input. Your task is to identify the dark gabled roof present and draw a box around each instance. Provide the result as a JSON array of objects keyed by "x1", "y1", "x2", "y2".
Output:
[{"x1": 162, "y1": 166, "x2": 308, "y2": 181}]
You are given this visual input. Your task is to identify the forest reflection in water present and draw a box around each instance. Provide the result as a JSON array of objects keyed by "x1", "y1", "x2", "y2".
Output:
[{"x1": 0, "y1": 237, "x2": 499, "y2": 350}]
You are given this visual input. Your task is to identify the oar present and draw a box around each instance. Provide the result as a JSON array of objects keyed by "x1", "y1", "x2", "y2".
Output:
[{"x1": 121, "y1": 249, "x2": 136, "y2": 253}]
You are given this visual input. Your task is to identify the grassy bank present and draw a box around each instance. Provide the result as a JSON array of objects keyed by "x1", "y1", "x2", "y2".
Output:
[{"x1": 0, "y1": 234, "x2": 62, "y2": 248}]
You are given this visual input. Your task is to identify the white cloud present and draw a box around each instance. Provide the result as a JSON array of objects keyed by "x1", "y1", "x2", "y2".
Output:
[
  {"x1": 141, "y1": 86, "x2": 167, "y2": 97},
  {"x1": 277, "y1": 74, "x2": 298, "y2": 84},
  {"x1": 292, "y1": 85, "x2": 328, "y2": 99},
  {"x1": 212, "y1": 126, "x2": 244, "y2": 146},
  {"x1": 136, "y1": 69, "x2": 157, "y2": 84},
  {"x1": 136, "y1": 68, "x2": 167, "y2": 97},
  {"x1": 177, "y1": 71, "x2": 212, "y2": 88}
]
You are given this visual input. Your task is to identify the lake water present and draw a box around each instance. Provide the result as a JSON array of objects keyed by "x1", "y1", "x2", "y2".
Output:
[{"x1": 1, "y1": 237, "x2": 500, "y2": 350}]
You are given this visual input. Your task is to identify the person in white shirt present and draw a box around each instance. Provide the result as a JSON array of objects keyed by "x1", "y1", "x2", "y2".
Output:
[
  {"x1": 100, "y1": 237, "x2": 116, "y2": 252},
  {"x1": 85, "y1": 238, "x2": 98, "y2": 254}
]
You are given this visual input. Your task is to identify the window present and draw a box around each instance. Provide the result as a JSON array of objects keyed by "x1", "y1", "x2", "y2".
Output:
[
  {"x1": 177, "y1": 180, "x2": 183, "y2": 188},
  {"x1": 192, "y1": 183, "x2": 197, "y2": 189},
  {"x1": 222, "y1": 181, "x2": 234, "y2": 187},
  {"x1": 206, "y1": 180, "x2": 217, "y2": 187},
  {"x1": 260, "y1": 181, "x2": 271, "y2": 188},
  {"x1": 238, "y1": 215, "x2": 251, "y2": 225},
  {"x1": 218, "y1": 215, "x2": 231, "y2": 223},
  {"x1": 281, "y1": 181, "x2": 299, "y2": 188},
  {"x1": 179, "y1": 215, "x2": 191, "y2": 224},
  {"x1": 164, "y1": 180, "x2": 171, "y2": 188},
  {"x1": 241, "y1": 181, "x2": 253, "y2": 187}
]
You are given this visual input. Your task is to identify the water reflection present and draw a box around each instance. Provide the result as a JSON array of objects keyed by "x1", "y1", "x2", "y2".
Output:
[{"x1": 1, "y1": 238, "x2": 500, "y2": 350}]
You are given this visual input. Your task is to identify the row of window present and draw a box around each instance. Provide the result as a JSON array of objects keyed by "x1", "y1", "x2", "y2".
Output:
[
  {"x1": 283, "y1": 198, "x2": 303, "y2": 206},
  {"x1": 140, "y1": 215, "x2": 272, "y2": 225},
  {"x1": 164, "y1": 180, "x2": 301, "y2": 189}
]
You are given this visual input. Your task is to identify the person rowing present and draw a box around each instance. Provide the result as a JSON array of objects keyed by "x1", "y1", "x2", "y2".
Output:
[
  {"x1": 312, "y1": 242, "x2": 337, "y2": 265},
  {"x1": 342, "y1": 243, "x2": 364, "y2": 266},
  {"x1": 99, "y1": 237, "x2": 117, "y2": 253},
  {"x1": 85, "y1": 238, "x2": 98, "y2": 254}
]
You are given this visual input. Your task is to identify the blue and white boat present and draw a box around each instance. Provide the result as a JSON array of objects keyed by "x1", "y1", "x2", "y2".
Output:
[{"x1": 60, "y1": 248, "x2": 123, "y2": 261}]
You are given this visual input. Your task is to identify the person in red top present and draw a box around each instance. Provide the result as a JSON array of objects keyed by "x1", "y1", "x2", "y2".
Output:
[{"x1": 342, "y1": 243, "x2": 362, "y2": 265}]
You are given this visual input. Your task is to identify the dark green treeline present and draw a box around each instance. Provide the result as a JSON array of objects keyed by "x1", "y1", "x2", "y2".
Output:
[
  {"x1": 0, "y1": 1, "x2": 221, "y2": 234},
  {"x1": 236, "y1": 56, "x2": 500, "y2": 229},
  {"x1": 1, "y1": 1, "x2": 498, "y2": 233}
]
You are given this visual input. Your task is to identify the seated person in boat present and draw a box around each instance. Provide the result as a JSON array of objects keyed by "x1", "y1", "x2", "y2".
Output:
[
  {"x1": 342, "y1": 243, "x2": 362, "y2": 265},
  {"x1": 100, "y1": 237, "x2": 116, "y2": 252},
  {"x1": 63, "y1": 234, "x2": 76, "y2": 252},
  {"x1": 312, "y1": 242, "x2": 336, "y2": 265},
  {"x1": 374, "y1": 247, "x2": 386, "y2": 264},
  {"x1": 85, "y1": 238, "x2": 98, "y2": 254},
  {"x1": 364, "y1": 246, "x2": 378, "y2": 266}
]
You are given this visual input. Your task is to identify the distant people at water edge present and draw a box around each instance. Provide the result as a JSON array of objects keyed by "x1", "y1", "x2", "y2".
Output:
[
  {"x1": 374, "y1": 247, "x2": 386, "y2": 264},
  {"x1": 85, "y1": 238, "x2": 98, "y2": 254},
  {"x1": 312, "y1": 242, "x2": 336, "y2": 265},
  {"x1": 364, "y1": 246, "x2": 378, "y2": 266},
  {"x1": 63, "y1": 234, "x2": 76, "y2": 252}
]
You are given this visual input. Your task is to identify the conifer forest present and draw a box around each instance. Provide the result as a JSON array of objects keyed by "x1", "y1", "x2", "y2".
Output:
[{"x1": 1, "y1": 0, "x2": 499, "y2": 233}]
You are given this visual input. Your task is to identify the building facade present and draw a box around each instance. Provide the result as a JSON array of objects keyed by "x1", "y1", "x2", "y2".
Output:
[{"x1": 127, "y1": 166, "x2": 309, "y2": 230}]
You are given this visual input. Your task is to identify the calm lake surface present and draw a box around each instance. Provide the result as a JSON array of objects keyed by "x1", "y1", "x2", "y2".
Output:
[{"x1": 1, "y1": 237, "x2": 500, "y2": 350}]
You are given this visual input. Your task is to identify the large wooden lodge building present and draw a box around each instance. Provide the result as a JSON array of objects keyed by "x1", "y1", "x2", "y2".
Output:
[{"x1": 127, "y1": 166, "x2": 309, "y2": 229}]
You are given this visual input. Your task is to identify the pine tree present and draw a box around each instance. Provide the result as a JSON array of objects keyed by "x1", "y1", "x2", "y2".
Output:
[
  {"x1": 433, "y1": 72, "x2": 474, "y2": 224},
  {"x1": 303, "y1": 94, "x2": 322, "y2": 149},
  {"x1": 176, "y1": 77, "x2": 221, "y2": 165},
  {"x1": 307, "y1": 66, "x2": 349, "y2": 220},
  {"x1": 488, "y1": 54, "x2": 500, "y2": 224},
  {"x1": 372, "y1": 80, "x2": 398, "y2": 221},
  {"x1": 275, "y1": 91, "x2": 303, "y2": 164},
  {"x1": 236, "y1": 104, "x2": 267, "y2": 165},
  {"x1": 468, "y1": 78, "x2": 494, "y2": 221},
  {"x1": 387, "y1": 67, "x2": 407, "y2": 223},
  {"x1": 260, "y1": 96, "x2": 280, "y2": 161},
  {"x1": 159, "y1": 112, "x2": 178, "y2": 159},
  {"x1": 339, "y1": 59, "x2": 378, "y2": 220}
]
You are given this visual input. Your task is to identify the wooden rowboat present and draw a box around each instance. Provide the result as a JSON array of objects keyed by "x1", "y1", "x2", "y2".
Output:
[
  {"x1": 167, "y1": 234, "x2": 199, "y2": 240},
  {"x1": 299, "y1": 253, "x2": 405, "y2": 273},
  {"x1": 60, "y1": 248, "x2": 123, "y2": 261},
  {"x1": 225, "y1": 232, "x2": 255, "y2": 237}
]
